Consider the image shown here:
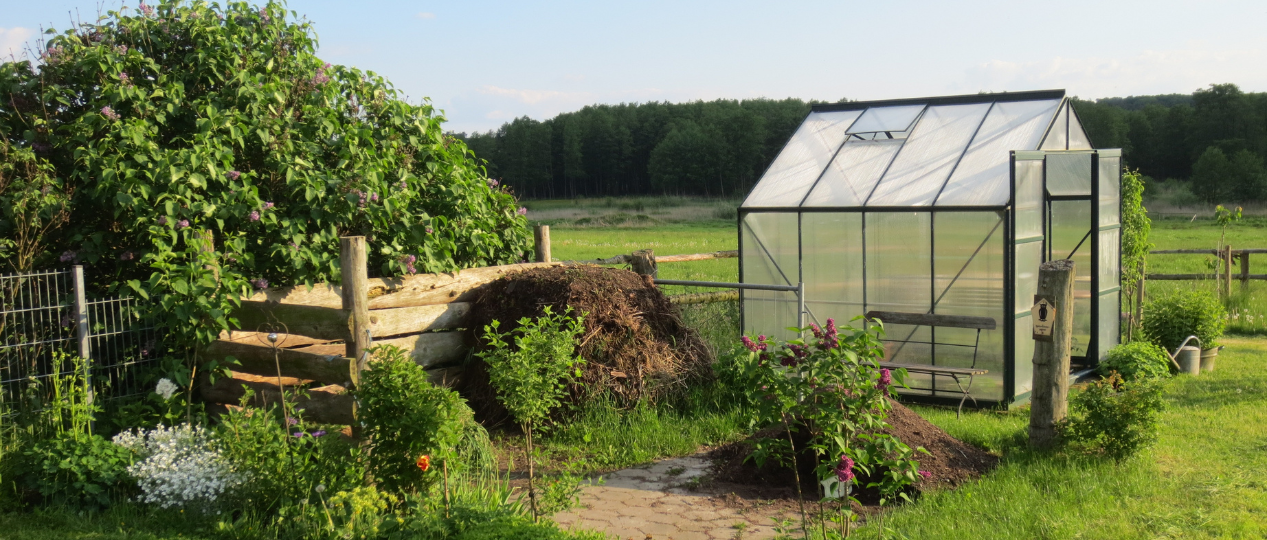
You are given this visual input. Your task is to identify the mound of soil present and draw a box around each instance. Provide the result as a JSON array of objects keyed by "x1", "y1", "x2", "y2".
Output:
[
  {"x1": 463, "y1": 265, "x2": 712, "y2": 424},
  {"x1": 709, "y1": 400, "x2": 997, "y2": 504}
]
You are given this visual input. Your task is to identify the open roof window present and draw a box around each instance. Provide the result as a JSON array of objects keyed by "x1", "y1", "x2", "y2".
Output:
[{"x1": 846, "y1": 104, "x2": 925, "y2": 140}]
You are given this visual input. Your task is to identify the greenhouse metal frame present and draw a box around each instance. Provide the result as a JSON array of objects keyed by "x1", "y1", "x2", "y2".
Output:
[{"x1": 738, "y1": 90, "x2": 1121, "y2": 408}]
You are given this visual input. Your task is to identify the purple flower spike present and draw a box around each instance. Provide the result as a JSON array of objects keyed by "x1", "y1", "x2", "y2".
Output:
[
  {"x1": 264, "y1": 201, "x2": 274, "y2": 209},
  {"x1": 517, "y1": 207, "x2": 528, "y2": 216},
  {"x1": 878, "y1": 368, "x2": 892, "y2": 391},
  {"x1": 248, "y1": 210, "x2": 260, "y2": 222},
  {"x1": 138, "y1": 2, "x2": 154, "y2": 16},
  {"x1": 835, "y1": 455, "x2": 854, "y2": 483},
  {"x1": 425, "y1": 227, "x2": 434, "y2": 234},
  {"x1": 101, "y1": 106, "x2": 121, "y2": 121},
  {"x1": 177, "y1": 219, "x2": 189, "y2": 229},
  {"x1": 157, "y1": 216, "x2": 168, "y2": 225},
  {"x1": 60, "y1": 251, "x2": 77, "y2": 262},
  {"x1": 226, "y1": 170, "x2": 241, "y2": 181},
  {"x1": 918, "y1": 470, "x2": 931, "y2": 480},
  {"x1": 119, "y1": 251, "x2": 135, "y2": 261},
  {"x1": 251, "y1": 278, "x2": 269, "y2": 290},
  {"x1": 488, "y1": 178, "x2": 499, "y2": 187},
  {"x1": 311, "y1": 430, "x2": 327, "y2": 438},
  {"x1": 286, "y1": 417, "x2": 298, "y2": 426},
  {"x1": 370, "y1": 192, "x2": 379, "y2": 203}
]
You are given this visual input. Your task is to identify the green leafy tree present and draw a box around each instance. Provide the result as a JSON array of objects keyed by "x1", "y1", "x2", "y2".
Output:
[
  {"x1": 1120, "y1": 169, "x2": 1151, "y2": 338},
  {"x1": 1191, "y1": 147, "x2": 1231, "y2": 202},
  {"x1": 476, "y1": 306, "x2": 585, "y2": 521},
  {"x1": 0, "y1": 1, "x2": 531, "y2": 358}
]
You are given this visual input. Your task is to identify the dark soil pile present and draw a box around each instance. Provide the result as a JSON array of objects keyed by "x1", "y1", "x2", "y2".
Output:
[
  {"x1": 463, "y1": 265, "x2": 712, "y2": 424},
  {"x1": 710, "y1": 400, "x2": 997, "y2": 503}
]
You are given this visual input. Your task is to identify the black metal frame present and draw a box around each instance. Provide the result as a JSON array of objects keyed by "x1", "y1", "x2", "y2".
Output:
[{"x1": 811, "y1": 89, "x2": 1066, "y2": 113}]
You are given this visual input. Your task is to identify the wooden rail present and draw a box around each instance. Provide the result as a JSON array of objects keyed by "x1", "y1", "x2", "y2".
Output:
[{"x1": 1146, "y1": 247, "x2": 1262, "y2": 297}]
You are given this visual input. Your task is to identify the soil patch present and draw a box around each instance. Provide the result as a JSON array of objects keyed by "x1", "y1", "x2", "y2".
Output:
[
  {"x1": 463, "y1": 265, "x2": 712, "y2": 424},
  {"x1": 709, "y1": 400, "x2": 997, "y2": 504}
]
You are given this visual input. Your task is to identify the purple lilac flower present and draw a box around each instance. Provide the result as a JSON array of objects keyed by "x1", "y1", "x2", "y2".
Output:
[
  {"x1": 286, "y1": 417, "x2": 298, "y2": 426},
  {"x1": 248, "y1": 210, "x2": 260, "y2": 222},
  {"x1": 119, "y1": 251, "x2": 134, "y2": 261},
  {"x1": 251, "y1": 278, "x2": 269, "y2": 290},
  {"x1": 157, "y1": 216, "x2": 168, "y2": 225},
  {"x1": 311, "y1": 62, "x2": 330, "y2": 85},
  {"x1": 835, "y1": 455, "x2": 854, "y2": 483},
  {"x1": 399, "y1": 180, "x2": 408, "y2": 190},
  {"x1": 488, "y1": 178, "x2": 499, "y2": 187},
  {"x1": 264, "y1": 201, "x2": 274, "y2": 209},
  {"x1": 259, "y1": 7, "x2": 271, "y2": 23},
  {"x1": 517, "y1": 207, "x2": 528, "y2": 216},
  {"x1": 311, "y1": 430, "x2": 327, "y2": 437},
  {"x1": 399, "y1": 254, "x2": 417, "y2": 275},
  {"x1": 177, "y1": 219, "x2": 189, "y2": 229},
  {"x1": 59, "y1": 251, "x2": 76, "y2": 262},
  {"x1": 818, "y1": 318, "x2": 839, "y2": 350},
  {"x1": 877, "y1": 368, "x2": 892, "y2": 391},
  {"x1": 425, "y1": 227, "x2": 434, "y2": 234},
  {"x1": 226, "y1": 170, "x2": 241, "y2": 181},
  {"x1": 369, "y1": 192, "x2": 379, "y2": 203},
  {"x1": 101, "y1": 106, "x2": 121, "y2": 121},
  {"x1": 40, "y1": 46, "x2": 64, "y2": 64},
  {"x1": 118, "y1": 72, "x2": 131, "y2": 85},
  {"x1": 138, "y1": 2, "x2": 154, "y2": 16},
  {"x1": 117, "y1": 44, "x2": 128, "y2": 54},
  {"x1": 918, "y1": 470, "x2": 931, "y2": 480},
  {"x1": 741, "y1": 336, "x2": 758, "y2": 352}
]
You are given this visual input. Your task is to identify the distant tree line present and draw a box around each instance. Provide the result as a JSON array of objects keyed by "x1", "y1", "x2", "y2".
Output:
[
  {"x1": 458, "y1": 84, "x2": 1267, "y2": 202},
  {"x1": 1074, "y1": 83, "x2": 1267, "y2": 202}
]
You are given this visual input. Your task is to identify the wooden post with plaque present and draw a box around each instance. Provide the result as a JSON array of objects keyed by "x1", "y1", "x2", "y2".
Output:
[{"x1": 1029, "y1": 259, "x2": 1075, "y2": 450}]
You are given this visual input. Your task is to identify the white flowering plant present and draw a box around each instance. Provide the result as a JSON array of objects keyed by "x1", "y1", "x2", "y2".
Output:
[{"x1": 112, "y1": 423, "x2": 241, "y2": 512}]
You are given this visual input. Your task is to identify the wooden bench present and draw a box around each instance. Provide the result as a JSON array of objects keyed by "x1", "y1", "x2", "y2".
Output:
[{"x1": 865, "y1": 310, "x2": 996, "y2": 416}]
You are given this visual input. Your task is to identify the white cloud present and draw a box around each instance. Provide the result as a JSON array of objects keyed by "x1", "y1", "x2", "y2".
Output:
[
  {"x1": 478, "y1": 85, "x2": 590, "y2": 105},
  {"x1": 416, "y1": 12, "x2": 436, "y2": 20},
  {"x1": 961, "y1": 46, "x2": 1267, "y2": 98},
  {"x1": 0, "y1": 27, "x2": 35, "y2": 59}
]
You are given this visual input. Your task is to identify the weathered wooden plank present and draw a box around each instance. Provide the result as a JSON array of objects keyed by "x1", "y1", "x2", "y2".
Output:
[
  {"x1": 656, "y1": 250, "x2": 738, "y2": 263},
  {"x1": 220, "y1": 330, "x2": 335, "y2": 348},
  {"x1": 233, "y1": 301, "x2": 348, "y2": 341},
  {"x1": 865, "y1": 311, "x2": 996, "y2": 330},
  {"x1": 375, "y1": 331, "x2": 469, "y2": 369},
  {"x1": 205, "y1": 339, "x2": 352, "y2": 385},
  {"x1": 669, "y1": 290, "x2": 739, "y2": 305},
  {"x1": 1147, "y1": 273, "x2": 1267, "y2": 280},
  {"x1": 365, "y1": 262, "x2": 561, "y2": 309},
  {"x1": 201, "y1": 374, "x2": 354, "y2": 425},
  {"x1": 370, "y1": 303, "x2": 471, "y2": 337}
]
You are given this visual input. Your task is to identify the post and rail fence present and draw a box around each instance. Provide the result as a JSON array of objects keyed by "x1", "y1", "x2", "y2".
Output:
[{"x1": 1145, "y1": 247, "x2": 1265, "y2": 298}]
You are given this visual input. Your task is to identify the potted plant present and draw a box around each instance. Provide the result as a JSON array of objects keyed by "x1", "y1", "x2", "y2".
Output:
[{"x1": 1141, "y1": 290, "x2": 1226, "y2": 371}]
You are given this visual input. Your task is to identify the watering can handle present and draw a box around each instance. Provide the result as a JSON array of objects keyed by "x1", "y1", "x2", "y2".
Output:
[{"x1": 1168, "y1": 335, "x2": 1202, "y2": 371}]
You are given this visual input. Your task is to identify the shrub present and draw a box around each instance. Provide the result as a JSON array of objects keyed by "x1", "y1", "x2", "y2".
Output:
[
  {"x1": 1142, "y1": 290, "x2": 1226, "y2": 350},
  {"x1": 1099, "y1": 342, "x2": 1172, "y2": 381},
  {"x1": 112, "y1": 423, "x2": 240, "y2": 512},
  {"x1": 1062, "y1": 373, "x2": 1165, "y2": 461},
  {"x1": 14, "y1": 433, "x2": 134, "y2": 510},
  {"x1": 356, "y1": 345, "x2": 470, "y2": 495},
  {"x1": 477, "y1": 306, "x2": 586, "y2": 520}
]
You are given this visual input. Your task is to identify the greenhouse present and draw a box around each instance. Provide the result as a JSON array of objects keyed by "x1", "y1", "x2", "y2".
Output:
[{"x1": 738, "y1": 90, "x2": 1122, "y2": 407}]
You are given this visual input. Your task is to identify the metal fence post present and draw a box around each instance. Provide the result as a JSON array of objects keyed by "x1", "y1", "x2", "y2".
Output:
[
  {"x1": 797, "y1": 282, "x2": 805, "y2": 331},
  {"x1": 72, "y1": 265, "x2": 93, "y2": 410}
]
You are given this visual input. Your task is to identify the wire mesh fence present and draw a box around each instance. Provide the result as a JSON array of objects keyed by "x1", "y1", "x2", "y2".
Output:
[{"x1": 0, "y1": 267, "x2": 158, "y2": 418}]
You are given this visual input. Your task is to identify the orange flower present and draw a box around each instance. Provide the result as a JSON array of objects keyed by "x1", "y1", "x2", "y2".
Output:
[{"x1": 416, "y1": 454, "x2": 431, "y2": 472}]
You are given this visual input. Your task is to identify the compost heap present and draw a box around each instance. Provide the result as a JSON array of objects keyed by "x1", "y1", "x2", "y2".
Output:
[
  {"x1": 464, "y1": 265, "x2": 713, "y2": 423},
  {"x1": 710, "y1": 399, "x2": 997, "y2": 503}
]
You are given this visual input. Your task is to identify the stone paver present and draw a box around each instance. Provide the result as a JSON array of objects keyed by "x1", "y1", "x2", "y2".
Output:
[{"x1": 551, "y1": 454, "x2": 793, "y2": 540}]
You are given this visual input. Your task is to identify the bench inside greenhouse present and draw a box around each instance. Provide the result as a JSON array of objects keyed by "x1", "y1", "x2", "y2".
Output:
[{"x1": 866, "y1": 310, "x2": 995, "y2": 416}]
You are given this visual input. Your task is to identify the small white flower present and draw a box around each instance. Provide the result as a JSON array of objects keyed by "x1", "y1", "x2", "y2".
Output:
[
  {"x1": 315, "y1": 484, "x2": 326, "y2": 494},
  {"x1": 155, "y1": 378, "x2": 179, "y2": 400}
]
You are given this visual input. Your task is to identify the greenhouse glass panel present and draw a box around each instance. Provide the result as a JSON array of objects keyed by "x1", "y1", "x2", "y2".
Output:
[
  {"x1": 1050, "y1": 200, "x2": 1092, "y2": 357},
  {"x1": 1046, "y1": 153, "x2": 1092, "y2": 196},
  {"x1": 1098, "y1": 291, "x2": 1120, "y2": 361},
  {"x1": 1041, "y1": 103, "x2": 1068, "y2": 151},
  {"x1": 847, "y1": 104, "x2": 925, "y2": 134},
  {"x1": 741, "y1": 110, "x2": 862, "y2": 207},
  {"x1": 1099, "y1": 157, "x2": 1121, "y2": 226},
  {"x1": 1015, "y1": 241, "x2": 1043, "y2": 314},
  {"x1": 1015, "y1": 315, "x2": 1035, "y2": 396},
  {"x1": 867, "y1": 103, "x2": 993, "y2": 206},
  {"x1": 865, "y1": 212, "x2": 932, "y2": 371},
  {"x1": 1068, "y1": 110, "x2": 1092, "y2": 150},
  {"x1": 801, "y1": 213, "x2": 864, "y2": 325},
  {"x1": 741, "y1": 213, "x2": 800, "y2": 339},
  {"x1": 933, "y1": 212, "x2": 1005, "y2": 402},
  {"x1": 936, "y1": 99, "x2": 1061, "y2": 206},
  {"x1": 1015, "y1": 159, "x2": 1044, "y2": 239},
  {"x1": 1099, "y1": 229, "x2": 1120, "y2": 292},
  {"x1": 802, "y1": 139, "x2": 902, "y2": 207}
]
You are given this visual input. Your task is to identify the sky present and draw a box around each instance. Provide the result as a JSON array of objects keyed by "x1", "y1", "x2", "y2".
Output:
[{"x1": 4, "y1": 0, "x2": 1267, "y2": 134}]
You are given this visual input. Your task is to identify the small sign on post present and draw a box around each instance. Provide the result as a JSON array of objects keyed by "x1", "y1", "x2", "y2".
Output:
[{"x1": 1031, "y1": 295, "x2": 1056, "y2": 342}]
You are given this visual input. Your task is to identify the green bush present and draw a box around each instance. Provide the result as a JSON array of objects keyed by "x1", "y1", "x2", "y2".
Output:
[
  {"x1": 356, "y1": 345, "x2": 470, "y2": 495},
  {"x1": 1099, "y1": 342, "x2": 1172, "y2": 381},
  {"x1": 1142, "y1": 290, "x2": 1226, "y2": 350},
  {"x1": 13, "y1": 433, "x2": 134, "y2": 510},
  {"x1": 1062, "y1": 373, "x2": 1165, "y2": 461}
]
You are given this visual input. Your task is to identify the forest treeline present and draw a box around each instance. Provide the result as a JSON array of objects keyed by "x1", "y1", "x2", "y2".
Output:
[{"x1": 457, "y1": 84, "x2": 1267, "y2": 202}]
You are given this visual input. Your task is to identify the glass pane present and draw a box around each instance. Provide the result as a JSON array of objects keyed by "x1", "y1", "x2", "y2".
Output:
[
  {"x1": 1099, "y1": 156, "x2": 1121, "y2": 226},
  {"x1": 1068, "y1": 109, "x2": 1092, "y2": 149},
  {"x1": 1049, "y1": 200, "x2": 1092, "y2": 357},
  {"x1": 937, "y1": 100, "x2": 1061, "y2": 207},
  {"x1": 1015, "y1": 315, "x2": 1035, "y2": 397},
  {"x1": 848, "y1": 104, "x2": 926, "y2": 134},
  {"x1": 868, "y1": 103, "x2": 993, "y2": 206},
  {"x1": 803, "y1": 139, "x2": 903, "y2": 207},
  {"x1": 1041, "y1": 102, "x2": 1068, "y2": 151},
  {"x1": 1099, "y1": 228, "x2": 1120, "y2": 293},
  {"x1": 865, "y1": 212, "x2": 931, "y2": 366},
  {"x1": 742, "y1": 213, "x2": 800, "y2": 339},
  {"x1": 1047, "y1": 152, "x2": 1093, "y2": 196},
  {"x1": 1098, "y1": 291, "x2": 1120, "y2": 362},
  {"x1": 742, "y1": 110, "x2": 863, "y2": 207},
  {"x1": 802, "y1": 213, "x2": 864, "y2": 326},
  {"x1": 1016, "y1": 159, "x2": 1044, "y2": 239},
  {"x1": 1015, "y1": 241, "x2": 1043, "y2": 315},
  {"x1": 933, "y1": 212, "x2": 1005, "y2": 402}
]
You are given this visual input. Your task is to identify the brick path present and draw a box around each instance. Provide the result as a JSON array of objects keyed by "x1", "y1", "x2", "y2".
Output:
[{"x1": 551, "y1": 455, "x2": 793, "y2": 540}]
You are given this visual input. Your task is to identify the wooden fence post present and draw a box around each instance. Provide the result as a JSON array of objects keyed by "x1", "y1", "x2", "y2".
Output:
[
  {"x1": 1223, "y1": 245, "x2": 1233, "y2": 298},
  {"x1": 72, "y1": 265, "x2": 93, "y2": 411},
  {"x1": 340, "y1": 237, "x2": 370, "y2": 380},
  {"x1": 1029, "y1": 259, "x2": 1075, "y2": 450},
  {"x1": 630, "y1": 249, "x2": 657, "y2": 278},
  {"x1": 534, "y1": 225, "x2": 551, "y2": 263},
  {"x1": 1240, "y1": 251, "x2": 1250, "y2": 293}
]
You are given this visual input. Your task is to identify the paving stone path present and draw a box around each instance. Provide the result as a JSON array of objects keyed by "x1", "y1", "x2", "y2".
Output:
[{"x1": 551, "y1": 454, "x2": 794, "y2": 540}]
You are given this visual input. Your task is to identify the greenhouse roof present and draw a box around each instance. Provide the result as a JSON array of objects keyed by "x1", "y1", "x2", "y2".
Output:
[{"x1": 741, "y1": 90, "x2": 1091, "y2": 209}]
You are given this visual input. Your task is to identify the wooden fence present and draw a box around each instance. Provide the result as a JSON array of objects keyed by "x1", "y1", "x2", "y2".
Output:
[
  {"x1": 1146, "y1": 247, "x2": 1265, "y2": 298},
  {"x1": 201, "y1": 227, "x2": 740, "y2": 424}
]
